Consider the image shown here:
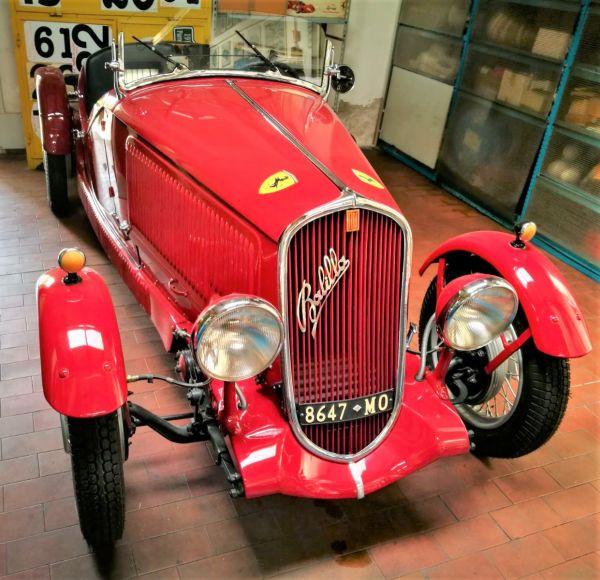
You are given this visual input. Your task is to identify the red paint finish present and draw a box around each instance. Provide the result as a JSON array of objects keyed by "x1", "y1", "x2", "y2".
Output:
[
  {"x1": 35, "y1": 67, "x2": 72, "y2": 155},
  {"x1": 113, "y1": 79, "x2": 395, "y2": 243},
  {"x1": 125, "y1": 137, "x2": 267, "y2": 315},
  {"x1": 225, "y1": 354, "x2": 469, "y2": 499},
  {"x1": 286, "y1": 209, "x2": 403, "y2": 455},
  {"x1": 420, "y1": 231, "x2": 592, "y2": 358},
  {"x1": 236, "y1": 79, "x2": 396, "y2": 206},
  {"x1": 77, "y1": 172, "x2": 192, "y2": 350},
  {"x1": 485, "y1": 328, "x2": 533, "y2": 374},
  {"x1": 37, "y1": 267, "x2": 127, "y2": 418}
]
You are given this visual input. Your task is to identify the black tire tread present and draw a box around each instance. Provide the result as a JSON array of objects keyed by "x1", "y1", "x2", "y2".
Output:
[
  {"x1": 43, "y1": 152, "x2": 69, "y2": 217},
  {"x1": 68, "y1": 413, "x2": 125, "y2": 549},
  {"x1": 418, "y1": 276, "x2": 571, "y2": 458}
]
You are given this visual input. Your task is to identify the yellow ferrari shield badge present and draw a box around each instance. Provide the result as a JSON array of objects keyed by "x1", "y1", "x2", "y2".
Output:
[
  {"x1": 352, "y1": 168, "x2": 384, "y2": 189},
  {"x1": 259, "y1": 171, "x2": 298, "y2": 194}
]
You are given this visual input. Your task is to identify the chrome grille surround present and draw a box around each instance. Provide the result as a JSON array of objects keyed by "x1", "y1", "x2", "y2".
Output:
[{"x1": 278, "y1": 192, "x2": 413, "y2": 462}]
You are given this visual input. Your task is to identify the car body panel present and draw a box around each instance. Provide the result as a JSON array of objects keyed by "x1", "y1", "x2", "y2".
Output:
[
  {"x1": 112, "y1": 79, "x2": 396, "y2": 242},
  {"x1": 37, "y1": 267, "x2": 128, "y2": 418},
  {"x1": 35, "y1": 67, "x2": 72, "y2": 156},
  {"x1": 33, "y1": 34, "x2": 591, "y2": 503},
  {"x1": 217, "y1": 355, "x2": 469, "y2": 499},
  {"x1": 420, "y1": 231, "x2": 592, "y2": 358}
]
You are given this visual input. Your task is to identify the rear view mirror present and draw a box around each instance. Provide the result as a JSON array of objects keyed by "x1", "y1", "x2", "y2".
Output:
[{"x1": 330, "y1": 65, "x2": 355, "y2": 93}]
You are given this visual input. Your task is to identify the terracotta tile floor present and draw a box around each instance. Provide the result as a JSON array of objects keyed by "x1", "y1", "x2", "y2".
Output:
[{"x1": 0, "y1": 150, "x2": 598, "y2": 579}]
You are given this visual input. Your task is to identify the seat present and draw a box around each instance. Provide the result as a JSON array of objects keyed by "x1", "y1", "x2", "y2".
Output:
[{"x1": 83, "y1": 47, "x2": 113, "y2": 113}]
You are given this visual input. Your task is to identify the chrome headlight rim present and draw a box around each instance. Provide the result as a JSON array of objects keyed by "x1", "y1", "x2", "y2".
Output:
[
  {"x1": 438, "y1": 276, "x2": 518, "y2": 352},
  {"x1": 193, "y1": 295, "x2": 284, "y2": 382}
]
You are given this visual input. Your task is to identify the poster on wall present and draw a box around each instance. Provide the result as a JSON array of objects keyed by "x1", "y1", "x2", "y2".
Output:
[{"x1": 286, "y1": 0, "x2": 346, "y2": 18}]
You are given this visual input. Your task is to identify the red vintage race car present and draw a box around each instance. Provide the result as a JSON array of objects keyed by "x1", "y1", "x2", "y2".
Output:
[{"x1": 35, "y1": 21, "x2": 591, "y2": 552}]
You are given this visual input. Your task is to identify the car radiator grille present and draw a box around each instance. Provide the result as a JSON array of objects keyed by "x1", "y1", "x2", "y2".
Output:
[{"x1": 285, "y1": 208, "x2": 404, "y2": 457}]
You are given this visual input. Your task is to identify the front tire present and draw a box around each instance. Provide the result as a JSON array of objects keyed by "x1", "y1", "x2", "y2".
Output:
[
  {"x1": 419, "y1": 276, "x2": 570, "y2": 458},
  {"x1": 68, "y1": 412, "x2": 125, "y2": 550},
  {"x1": 43, "y1": 151, "x2": 69, "y2": 217}
]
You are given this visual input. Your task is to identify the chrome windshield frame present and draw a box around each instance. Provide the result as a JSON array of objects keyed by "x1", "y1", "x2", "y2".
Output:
[{"x1": 114, "y1": 32, "x2": 335, "y2": 98}]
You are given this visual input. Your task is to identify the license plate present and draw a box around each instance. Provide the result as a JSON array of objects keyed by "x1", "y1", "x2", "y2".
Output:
[{"x1": 297, "y1": 390, "x2": 394, "y2": 425}]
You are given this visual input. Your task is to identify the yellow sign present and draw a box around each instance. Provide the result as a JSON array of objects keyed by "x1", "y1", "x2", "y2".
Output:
[
  {"x1": 10, "y1": 0, "x2": 212, "y2": 168},
  {"x1": 352, "y1": 168, "x2": 385, "y2": 189},
  {"x1": 259, "y1": 170, "x2": 298, "y2": 194}
]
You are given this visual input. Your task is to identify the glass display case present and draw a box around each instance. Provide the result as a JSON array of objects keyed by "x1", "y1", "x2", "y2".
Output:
[
  {"x1": 379, "y1": 0, "x2": 471, "y2": 169},
  {"x1": 461, "y1": 44, "x2": 561, "y2": 118},
  {"x1": 380, "y1": 0, "x2": 598, "y2": 279},
  {"x1": 524, "y1": 4, "x2": 600, "y2": 276},
  {"x1": 438, "y1": 92, "x2": 546, "y2": 219},
  {"x1": 438, "y1": 0, "x2": 578, "y2": 220},
  {"x1": 471, "y1": 1, "x2": 577, "y2": 62}
]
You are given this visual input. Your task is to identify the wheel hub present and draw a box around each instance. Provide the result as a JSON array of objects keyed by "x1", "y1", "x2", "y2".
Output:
[{"x1": 445, "y1": 349, "x2": 493, "y2": 405}]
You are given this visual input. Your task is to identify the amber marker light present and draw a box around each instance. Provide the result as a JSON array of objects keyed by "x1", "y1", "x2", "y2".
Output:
[
  {"x1": 511, "y1": 222, "x2": 537, "y2": 248},
  {"x1": 58, "y1": 248, "x2": 86, "y2": 284}
]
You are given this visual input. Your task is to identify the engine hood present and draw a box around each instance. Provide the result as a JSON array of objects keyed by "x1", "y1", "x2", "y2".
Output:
[{"x1": 113, "y1": 77, "x2": 398, "y2": 242}]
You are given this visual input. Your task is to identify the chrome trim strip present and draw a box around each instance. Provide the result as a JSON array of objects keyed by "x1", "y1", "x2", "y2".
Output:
[
  {"x1": 349, "y1": 462, "x2": 365, "y2": 499},
  {"x1": 226, "y1": 80, "x2": 348, "y2": 191},
  {"x1": 278, "y1": 195, "x2": 413, "y2": 463},
  {"x1": 80, "y1": 165, "x2": 142, "y2": 269}
]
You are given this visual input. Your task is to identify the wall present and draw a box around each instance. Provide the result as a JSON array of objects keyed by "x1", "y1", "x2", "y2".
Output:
[
  {"x1": 0, "y1": 0, "x2": 401, "y2": 151},
  {"x1": 336, "y1": 0, "x2": 402, "y2": 147},
  {"x1": 0, "y1": 0, "x2": 25, "y2": 150}
]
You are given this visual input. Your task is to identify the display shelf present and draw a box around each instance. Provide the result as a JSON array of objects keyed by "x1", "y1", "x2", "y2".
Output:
[
  {"x1": 472, "y1": 1, "x2": 576, "y2": 61},
  {"x1": 398, "y1": 0, "x2": 471, "y2": 38},
  {"x1": 576, "y1": 11, "x2": 600, "y2": 69},
  {"x1": 461, "y1": 87, "x2": 548, "y2": 120},
  {"x1": 472, "y1": 39, "x2": 566, "y2": 65},
  {"x1": 460, "y1": 89, "x2": 548, "y2": 123},
  {"x1": 526, "y1": 175, "x2": 600, "y2": 273},
  {"x1": 461, "y1": 44, "x2": 560, "y2": 117},
  {"x1": 542, "y1": 125, "x2": 600, "y2": 201},
  {"x1": 215, "y1": 12, "x2": 347, "y2": 25},
  {"x1": 392, "y1": 25, "x2": 462, "y2": 85},
  {"x1": 557, "y1": 76, "x2": 600, "y2": 135},
  {"x1": 540, "y1": 175, "x2": 599, "y2": 209},
  {"x1": 572, "y1": 63, "x2": 600, "y2": 84},
  {"x1": 438, "y1": 92, "x2": 546, "y2": 220},
  {"x1": 555, "y1": 121, "x2": 600, "y2": 146},
  {"x1": 491, "y1": 0, "x2": 580, "y2": 11},
  {"x1": 397, "y1": 22, "x2": 464, "y2": 41}
]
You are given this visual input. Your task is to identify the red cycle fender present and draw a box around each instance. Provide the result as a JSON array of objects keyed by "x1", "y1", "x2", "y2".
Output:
[
  {"x1": 419, "y1": 231, "x2": 592, "y2": 358},
  {"x1": 37, "y1": 267, "x2": 128, "y2": 418},
  {"x1": 35, "y1": 67, "x2": 72, "y2": 156}
]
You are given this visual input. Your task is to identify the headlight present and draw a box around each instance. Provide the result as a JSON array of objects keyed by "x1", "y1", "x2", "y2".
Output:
[
  {"x1": 193, "y1": 295, "x2": 284, "y2": 382},
  {"x1": 437, "y1": 275, "x2": 518, "y2": 351}
]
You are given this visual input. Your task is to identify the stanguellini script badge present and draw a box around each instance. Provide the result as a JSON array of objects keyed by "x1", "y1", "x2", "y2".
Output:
[{"x1": 297, "y1": 249, "x2": 350, "y2": 338}]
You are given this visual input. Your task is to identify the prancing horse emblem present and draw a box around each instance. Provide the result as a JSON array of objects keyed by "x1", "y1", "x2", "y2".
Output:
[
  {"x1": 259, "y1": 170, "x2": 298, "y2": 194},
  {"x1": 296, "y1": 249, "x2": 350, "y2": 338}
]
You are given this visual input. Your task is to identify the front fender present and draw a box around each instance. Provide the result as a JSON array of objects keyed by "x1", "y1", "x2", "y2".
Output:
[
  {"x1": 35, "y1": 67, "x2": 72, "y2": 155},
  {"x1": 37, "y1": 267, "x2": 128, "y2": 418},
  {"x1": 419, "y1": 231, "x2": 592, "y2": 358}
]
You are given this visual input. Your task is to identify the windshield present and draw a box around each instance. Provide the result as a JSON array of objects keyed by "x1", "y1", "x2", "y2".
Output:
[{"x1": 121, "y1": 15, "x2": 328, "y2": 89}]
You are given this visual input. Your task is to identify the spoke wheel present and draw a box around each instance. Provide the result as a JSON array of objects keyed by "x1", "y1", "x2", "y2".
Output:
[{"x1": 419, "y1": 275, "x2": 570, "y2": 458}]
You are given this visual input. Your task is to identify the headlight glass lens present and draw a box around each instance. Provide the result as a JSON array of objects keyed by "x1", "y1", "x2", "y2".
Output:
[
  {"x1": 441, "y1": 279, "x2": 518, "y2": 351},
  {"x1": 194, "y1": 297, "x2": 283, "y2": 381}
]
